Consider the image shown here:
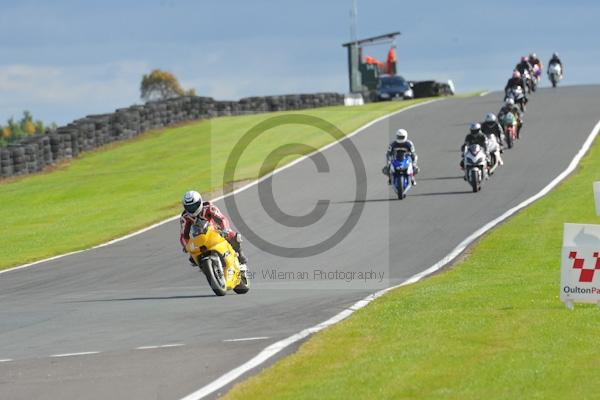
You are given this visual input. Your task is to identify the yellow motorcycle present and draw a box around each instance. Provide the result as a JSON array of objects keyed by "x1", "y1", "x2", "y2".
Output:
[{"x1": 186, "y1": 218, "x2": 250, "y2": 296}]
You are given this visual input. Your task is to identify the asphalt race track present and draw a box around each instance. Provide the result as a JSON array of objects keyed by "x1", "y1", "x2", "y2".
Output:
[{"x1": 1, "y1": 85, "x2": 599, "y2": 400}]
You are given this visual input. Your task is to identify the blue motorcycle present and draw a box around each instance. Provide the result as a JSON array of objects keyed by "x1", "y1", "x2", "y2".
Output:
[{"x1": 388, "y1": 148, "x2": 414, "y2": 200}]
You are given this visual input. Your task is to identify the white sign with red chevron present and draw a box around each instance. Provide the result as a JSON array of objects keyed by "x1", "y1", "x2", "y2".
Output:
[{"x1": 561, "y1": 223, "x2": 600, "y2": 309}]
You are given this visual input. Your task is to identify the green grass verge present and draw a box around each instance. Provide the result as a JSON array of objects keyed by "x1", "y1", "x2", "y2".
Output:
[
  {"x1": 223, "y1": 135, "x2": 600, "y2": 398},
  {"x1": 0, "y1": 98, "x2": 437, "y2": 270}
]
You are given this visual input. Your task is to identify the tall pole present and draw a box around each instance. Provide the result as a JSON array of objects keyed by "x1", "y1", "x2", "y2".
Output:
[
  {"x1": 350, "y1": 0, "x2": 357, "y2": 44},
  {"x1": 348, "y1": 0, "x2": 361, "y2": 93}
]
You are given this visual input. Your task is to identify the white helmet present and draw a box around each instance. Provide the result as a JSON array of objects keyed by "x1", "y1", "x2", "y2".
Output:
[
  {"x1": 485, "y1": 113, "x2": 497, "y2": 123},
  {"x1": 469, "y1": 123, "x2": 482, "y2": 133},
  {"x1": 505, "y1": 98, "x2": 515, "y2": 106},
  {"x1": 395, "y1": 129, "x2": 408, "y2": 143},
  {"x1": 182, "y1": 190, "x2": 203, "y2": 217}
]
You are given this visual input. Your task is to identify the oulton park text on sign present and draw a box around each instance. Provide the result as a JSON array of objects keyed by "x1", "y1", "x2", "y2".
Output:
[{"x1": 561, "y1": 223, "x2": 600, "y2": 309}]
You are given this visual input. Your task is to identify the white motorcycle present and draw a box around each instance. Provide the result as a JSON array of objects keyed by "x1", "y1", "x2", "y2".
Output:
[
  {"x1": 522, "y1": 69, "x2": 532, "y2": 93},
  {"x1": 463, "y1": 144, "x2": 488, "y2": 193},
  {"x1": 485, "y1": 134, "x2": 503, "y2": 175},
  {"x1": 548, "y1": 63, "x2": 562, "y2": 88}
]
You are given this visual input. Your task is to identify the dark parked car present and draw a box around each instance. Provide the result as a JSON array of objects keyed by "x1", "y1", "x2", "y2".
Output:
[{"x1": 376, "y1": 75, "x2": 414, "y2": 101}]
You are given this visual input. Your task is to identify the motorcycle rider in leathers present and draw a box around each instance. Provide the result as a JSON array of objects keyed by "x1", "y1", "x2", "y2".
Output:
[
  {"x1": 460, "y1": 123, "x2": 490, "y2": 173},
  {"x1": 498, "y1": 98, "x2": 524, "y2": 138},
  {"x1": 548, "y1": 52, "x2": 563, "y2": 78},
  {"x1": 528, "y1": 52, "x2": 543, "y2": 75},
  {"x1": 384, "y1": 128, "x2": 419, "y2": 186},
  {"x1": 504, "y1": 70, "x2": 528, "y2": 106},
  {"x1": 481, "y1": 112, "x2": 504, "y2": 148},
  {"x1": 179, "y1": 190, "x2": 248, "y2": 267}
]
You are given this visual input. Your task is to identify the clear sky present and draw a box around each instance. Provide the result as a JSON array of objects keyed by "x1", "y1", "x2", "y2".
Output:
[{"x1": 1, "y1": 0, "x2": 598, "y2": 125}]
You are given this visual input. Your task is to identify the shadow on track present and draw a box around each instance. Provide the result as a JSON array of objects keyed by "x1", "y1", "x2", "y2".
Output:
[
  {"x1": 410, "y1": 190, "x2": 472, "y2": 197},
  {"x1": 333, "y1": 198, "x2": 393, "y2": 204},
  {"x1": 418, "y1": 175, "x2": 463, "y2": 181},
  {"x1": 71, "y1": 294, "x2": 215, "y2": 302}
]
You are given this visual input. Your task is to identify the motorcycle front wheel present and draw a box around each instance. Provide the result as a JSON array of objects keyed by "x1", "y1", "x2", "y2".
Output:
[
  {"x1": 506, "y1": 130, "x2": 513, "y2": 149},
  {"x1": 200, "y1": 256, "x2": 227, "y2": 296},
  {"x1": 469, "y1": 169, "x2": 480, "y2": 193},
  {"x1": 397, "y1": 184, "x2": 405, "y2": 200},
  {"x1": 395, "y1": 174, "x2": 406, "y2": 200}
]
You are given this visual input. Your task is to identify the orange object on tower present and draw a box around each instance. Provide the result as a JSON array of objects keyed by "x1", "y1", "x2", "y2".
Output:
[{"x1": 386, "y1": 46, "x2": 397, "y2": 75}]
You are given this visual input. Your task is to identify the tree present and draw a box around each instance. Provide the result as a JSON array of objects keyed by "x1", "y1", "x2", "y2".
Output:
[
  {"x1": 140, "y1": 69, "x2": 196, "y2": 101},
  {"x1": 7, "y1": 117, "x2": 23, "y2": 139},
  {"x1": 0, "y1": 112, "x2": 54, "y2": 147},
  {"x1": 1, "y1": 126, "x2": 10, "y2": 139},
  {"x1": 21, "y1": 111, "x2": 36, "y2": 135}
]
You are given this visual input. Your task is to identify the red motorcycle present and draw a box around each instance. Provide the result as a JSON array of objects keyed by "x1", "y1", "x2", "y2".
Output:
[{"x1": 500, "y1": 112, "x2": 518, "y2": 149}]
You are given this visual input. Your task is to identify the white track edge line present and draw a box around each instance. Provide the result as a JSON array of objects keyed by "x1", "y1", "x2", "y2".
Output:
[
  {"x1": 1, "y1": 99, "x2": 441, "y2": 275},
  {"x1": 0, "y1": 359, "x2": 13, "y2": 362},
  {"x1": 179, "y1": 119, "x2": 600, "y2": 400},
  {"x1": 49, "y1": 351, "x2": 100, "y2": 358},
  {"x1": 223, "y1": 337, "x2": 270, "y2": 342},
  {"x1": 136, "y1": 343, "x2": 184, "y2": 350}
]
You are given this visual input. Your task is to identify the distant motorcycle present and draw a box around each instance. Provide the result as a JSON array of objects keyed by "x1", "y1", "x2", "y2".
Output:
[
  {"x1": 462, "y1": 144, "x2": 487, "y2": 193},
  {"x1": 500, "y1": 112, "x2": 518, "y2": 149},
  {"x1": 505, "y1": 86, "x2": 526, "y2": 112},
  {"x1": 522, "y1": 70, "x2": 534, "y2": 93},
  {"x1": 527, "y1": 68, "x2": 538, "y2": 92},
  {"x1": 548, "y1": 63, "x2": 562, "y2": 88},
  {"x1": 532, "y1": 64, "x2": 542, "y2": 85},
  {"x1": 388, "y1": 148, "x2": 414, "y2": 200}
]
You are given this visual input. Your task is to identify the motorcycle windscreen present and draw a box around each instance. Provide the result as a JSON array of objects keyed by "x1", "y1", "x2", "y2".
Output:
[{"x1": 191, "y1": 218, "x2": 210, "y2": 237}]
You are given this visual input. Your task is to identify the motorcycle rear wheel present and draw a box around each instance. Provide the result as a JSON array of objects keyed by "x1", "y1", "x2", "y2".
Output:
[{"x1": 234, "y1": 271, "x2": 250, "y2": 294}]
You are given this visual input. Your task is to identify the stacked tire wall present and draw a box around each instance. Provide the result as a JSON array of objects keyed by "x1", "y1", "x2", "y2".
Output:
[
  {"x1": 0, "y1": 93, "x2": 344, "y2": 179},
  {"x1": 412, "y1": 81, "x2": 454, "y2": 98}
]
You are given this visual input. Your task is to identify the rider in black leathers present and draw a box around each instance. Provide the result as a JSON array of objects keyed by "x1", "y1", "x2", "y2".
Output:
[
  {"x1": 548, "y1": 52, "x2": 563, "y2": 76},
  {"x1": 504, "y1": 70, "x2": 528, "y2": 107},
  {"x1": 505, "y1": 70, "x2": 525, "y2": 93},
  {"x1": 481, "y1": 113, "x2": 504, "y2": 148},
  {"x1": 515, "y1": 56, "x2": 534, "y2": 93},
  {"x1": 460, "y1": 123, "x2": 489, "y2": 170},
  {"x1": 529, "y1": 52, "x2": 542, "y2": 79},
  {"x1": 529, "y1": 53, "x2": 542, "y2": 70},
  {"x1": 515, "y1": 56, "x2": 533, "y2": 76},
  {"x1": 463, "y1": 123, "x2": 487, "y2": 149}
]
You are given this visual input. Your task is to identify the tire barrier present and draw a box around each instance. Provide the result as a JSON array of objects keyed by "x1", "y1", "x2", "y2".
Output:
[
  {"x1": 0, "y1": 93, "x2": 344, "y2": 179},
  {"x1": 412, "y1": 80, "x2": 454, "y2": 98}
]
